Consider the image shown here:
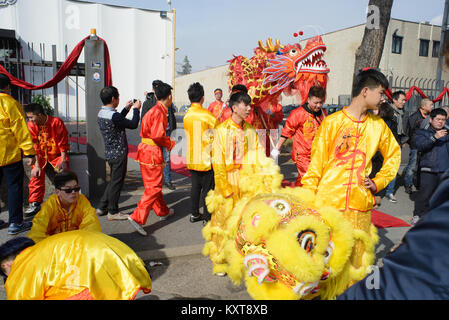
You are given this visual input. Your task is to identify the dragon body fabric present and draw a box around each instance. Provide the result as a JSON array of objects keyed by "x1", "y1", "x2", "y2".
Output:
[
  {"x1": 227, "y1": 35, "x2": 330, "y2": 113},
  {"x1": 203, "y1": 150, "x2": 378, "y2": 300}
]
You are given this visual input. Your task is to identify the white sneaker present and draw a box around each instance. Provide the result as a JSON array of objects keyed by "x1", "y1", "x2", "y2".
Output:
[
  {"x1": 127, "y1": 217, "x2": 147, "y2": 236},
  {"x1": 214, "y1": 272, "x2": 227, "y2": 277},
  {"x1": 160, "y1": 208, "x2": 175, "y2": 221},
  {"x1": 411, "y1": 215, "x2": 420, "y2": 226},
  {"x1": 386, "y1": 194, "x2": 397, "y2": 203}
]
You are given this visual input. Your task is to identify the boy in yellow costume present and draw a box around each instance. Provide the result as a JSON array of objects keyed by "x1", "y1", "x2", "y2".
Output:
[
  {"x1": 183, "y1": 82, "x2": 219, "y2": 223},
  {"x1": 202, "y1": 91, "x2": 268, "y2": 276},
  {"x1": 27, "y1": 171, "x2": 101, "y2": 243},
  {"x1": 301, "y1": 69, "x2": 401, "y2": 282},
  {"x1": 0, "y1": 230, "x2": 152, "y2": 300}
]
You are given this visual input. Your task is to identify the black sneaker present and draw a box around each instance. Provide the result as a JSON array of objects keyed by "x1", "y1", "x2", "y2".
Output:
[
  {"x1": 189, "y1": 213, "x2": 204, "y2": 223},
  {"x1": 164, "y1": 182, "x2": 176, "y2": 191},
  {"x1": 404, "y1": 186, "x2": 413, "y2": 194},
  {"x1": 24, "y1": 202, "x2": 41, "y2": 217}
]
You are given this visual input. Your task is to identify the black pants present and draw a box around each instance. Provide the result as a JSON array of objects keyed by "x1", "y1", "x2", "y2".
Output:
[
  {"x1": 189, "y1": 169, "x2": 214, "y2": 217},
  {"x1": 99, "y1": 153, "x2": 128, "y2": 214},
  {"x1": 0, "y1": 160, "x2": 24, "y2": 224},
  {"x1": 413, "y1": 171, "x2": 444, "y2": 218}
]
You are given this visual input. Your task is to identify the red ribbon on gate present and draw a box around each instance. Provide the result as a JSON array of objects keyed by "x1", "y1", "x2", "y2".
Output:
[
  {"x1": 385, "y1": 86, "x2": 448, "y2": 103},
  {"x1": 0, "y1": 35, "x2": 112, "y2": 90}
]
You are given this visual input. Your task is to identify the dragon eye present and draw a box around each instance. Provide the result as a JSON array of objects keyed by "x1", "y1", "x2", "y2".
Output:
[
  {"x1": 269, "y1": 199, "x2": 290, "y2": 216},
  {"x1": 324, "y1": 241, "x2": 334, "y2": 264},
  {"x1": 289, "y1": 49, "x2": 297, "y2": 56},
  {"x1": 297, "y1": 230, "x2": 316, "y2": 253}
]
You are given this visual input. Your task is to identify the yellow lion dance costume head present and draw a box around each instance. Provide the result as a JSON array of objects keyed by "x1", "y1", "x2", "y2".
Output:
[{"x1": 203, "y1": 150, "x2": 378, "y2": 300}]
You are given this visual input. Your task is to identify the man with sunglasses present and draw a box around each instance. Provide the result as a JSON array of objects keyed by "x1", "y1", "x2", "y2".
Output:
[{"x1": 27, "y1": 171, "x2": 101, "y2": 243}]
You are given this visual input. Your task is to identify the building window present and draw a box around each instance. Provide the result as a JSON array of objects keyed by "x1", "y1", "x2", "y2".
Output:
[
  {"x1": 419, "y1": 39, "x2": 430, "y2": 57},
  {"x1": 392, "y1": 34, "x2": 403, "y2": 54},
  {"x1": 432, "y1": 40, "x2": 440, "y2": 58}
]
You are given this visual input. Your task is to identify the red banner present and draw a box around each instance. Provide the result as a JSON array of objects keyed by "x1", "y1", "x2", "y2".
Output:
[
  {"x1": 0, "y1": 35, "x2": 112, "y2": 90},
  {"x1": 385, "y1": 86, "x2": 449, "y2": 104}
]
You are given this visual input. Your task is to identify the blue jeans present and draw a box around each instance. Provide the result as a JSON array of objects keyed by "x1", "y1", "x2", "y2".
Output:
[
  {"x1": 404, "y1": 149, "x2": 418, "y2": 188},
  {"x1": 0, "y1": 160, "x2": 24, "y2": 224},
  {"x1": 385, "y1": 176, "x2": 396, "y2": 195},
  {"x1": 162, "y1": 147, "x2": 171, "y2": 184}
]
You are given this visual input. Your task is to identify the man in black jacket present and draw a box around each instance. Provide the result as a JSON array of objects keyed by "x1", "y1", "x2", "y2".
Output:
[
  {"x1": 142, "y1": 81, "x2": 177, "y2": 190},
  {"x1": 412, "y1": 108, "x2": 448, "y2": 224},
  {"x1": 402, "y1": 98, "x2": 434, "y2": 194}
]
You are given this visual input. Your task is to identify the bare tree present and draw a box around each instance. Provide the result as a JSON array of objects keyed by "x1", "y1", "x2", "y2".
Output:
[{"x1": 353, "y1": 0, "x2": 393, "y2": 84}]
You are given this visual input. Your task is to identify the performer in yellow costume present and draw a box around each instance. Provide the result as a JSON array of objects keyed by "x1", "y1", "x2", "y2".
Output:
[
  {"x1": 202, "y1": 91, "x2": 271, "y2": 275},
  {"x1": 301, "y1": 69, "x2": 401, "y2": 282},
  {"x1": 0, "y1": 230, "x2": 152, "y2": 300},
  {"x1": 183, "y1": 82, "x2": 219, "y2": 223},
  {"x1": 28, "y1": 171, "x2": 101, "y2": 243}
]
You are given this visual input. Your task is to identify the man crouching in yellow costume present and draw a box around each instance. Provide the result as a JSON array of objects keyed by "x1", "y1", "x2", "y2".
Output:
[
  {"x1": 0, "y1": 230, "x2": 152, "y2": 300},
  {"x1": 301, "y1": 69, "x2": 401, "y2": 283}
]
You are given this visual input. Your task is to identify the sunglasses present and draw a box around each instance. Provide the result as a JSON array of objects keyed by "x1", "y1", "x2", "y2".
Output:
[{"x1": 58, "y1": 186, "x2": 81, "y2": 194}]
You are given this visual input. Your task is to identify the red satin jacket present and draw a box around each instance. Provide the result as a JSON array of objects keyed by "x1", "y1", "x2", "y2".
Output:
[
  {"x1": 27, "y1": 115, "x2": 69, "y2": 168},
  {"x1": 281, "y1": 106, "x2": 327, "y2": 162},
  {"x1": 136, "y1": 102, "x2": 174, "y2": 166}
]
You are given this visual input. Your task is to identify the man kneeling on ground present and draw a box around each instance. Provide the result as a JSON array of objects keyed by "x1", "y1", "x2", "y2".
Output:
[{"x1": 27, "y1": 171, "x2": 101, "y2": 243}]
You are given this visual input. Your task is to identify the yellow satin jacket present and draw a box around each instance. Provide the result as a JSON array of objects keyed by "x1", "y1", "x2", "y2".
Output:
[
  {"x1": 5, "y1": 230, "x2": 152, "y2": 300},
  {"x1": 301, "y1": 107, "x2": 401, "y2": 212},
  {"x1": 212, "y1": 118, "x2": 266, "y2": 199},
  {"x1": 27, "y1": 193, "x2": 101, "y2": 243},
  {"x1": 183, "y1": 103, "x2": 219, "y2": 171},
  {"x1": 0, "y1": 93, "x2": 35, "y2": 166}
]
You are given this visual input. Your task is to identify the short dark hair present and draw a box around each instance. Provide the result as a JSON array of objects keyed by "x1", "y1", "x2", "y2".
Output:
[
  {"x1": 0, "y1": 73, "x2": 11, "y2": 90},
  {"x1": 24, "y1": 103, "x2": 45, "y2": 115},
  {"x1": 214, "y1": 88, "x2": 222, "y2": 93},
  {"x1": 0, "y1": 237, "x2": 35, "y2": 279},
  {"x1": 187, "y1": 82, "x2": 204, "y2": 103},
  {"x1": 54, "y1": 171, "x2": 78, "y2": 189},
  {"x1": 352, "y1": 69, "x2": 389, "y2": 98},
  {"x1": 153, "y1": 80, "x2": 172, "y2": 101},
  {"x1": 430, "y1": 108, "x2": 448, "y2": 119},
  {"x1": 100, "y1": 86, "x2": 119, "y2": 105},
  {"x1": 392, "y1": 90, "x2": 406, "y2": 101},
  {"x1": 377, "y1": 102, "x2": 394, "y2": 121},
  {"x1": 229, "y1": 91, "x2": 251, "y2": 112},
  {"x1": 231, "y1": 84, "x2": 248, "y2": 94},
  {"x1": 308, "y1": 86, "x2": 326, "y2": 100}
]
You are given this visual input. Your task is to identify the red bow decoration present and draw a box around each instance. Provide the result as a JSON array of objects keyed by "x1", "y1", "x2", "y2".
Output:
[{"x1": 0, "y1": 35, "x2": 112, "y2": 90}]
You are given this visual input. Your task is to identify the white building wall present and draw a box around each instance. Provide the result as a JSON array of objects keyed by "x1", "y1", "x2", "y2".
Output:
[{"x1": 0, "y1": 0, "x2": 174, "y2": 120}]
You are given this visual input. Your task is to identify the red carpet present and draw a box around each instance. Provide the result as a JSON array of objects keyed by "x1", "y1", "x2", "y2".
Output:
[
  {"x1": 70, "y1": 138, "x2": 410, "y2": 228},
  {"x1": 371, "y1": 209, "x2": 410, "y2": 228}
]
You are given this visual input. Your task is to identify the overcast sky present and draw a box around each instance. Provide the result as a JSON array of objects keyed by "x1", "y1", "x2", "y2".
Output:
[{"x1": 79, "y1": 0, "x2": 445, "y2": 73}]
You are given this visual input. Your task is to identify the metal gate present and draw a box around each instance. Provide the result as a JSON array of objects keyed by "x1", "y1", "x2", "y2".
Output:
[
  {"x1": 389, "y1": 74, "x2": 449, "y2": 115},
  {"x1": 0, "y1": 35, "x2": 87, "y2": 155}
]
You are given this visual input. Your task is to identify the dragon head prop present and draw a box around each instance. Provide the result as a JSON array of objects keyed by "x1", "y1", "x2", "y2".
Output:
[
  {"x1": 228, "y1": 35, "x2": 329, "y2": 108},
  {"x1": 203, "y1": 149, "x2": 378, "y2": 300},
  {"x1": 262, "y1": 35, "x2": 329, "y2": 104}
]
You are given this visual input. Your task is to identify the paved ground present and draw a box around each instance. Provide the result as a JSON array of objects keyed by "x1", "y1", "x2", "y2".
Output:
[{"x1": 0, "y1": 120, "x2": 416, "y2": 300}]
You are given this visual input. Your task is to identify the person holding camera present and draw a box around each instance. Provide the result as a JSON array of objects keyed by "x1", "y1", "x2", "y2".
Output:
[
  {"x1": 96, "y1": 86, "x2": 141, "y2": 221},
  {"x1": 411, "y1": 108, "x2": 449, "y2": 225}
]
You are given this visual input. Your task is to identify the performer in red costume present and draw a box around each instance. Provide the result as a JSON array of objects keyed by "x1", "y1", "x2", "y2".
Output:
[
  {"x1": 24, "y1": 103, "x2": 70, "y2": 217},
  {"x1": 207, "y1": 88, "x2": 227, "y2": 122},
  {"x1": 128, "y1": 80, "x2": 175, "y2": 236},
  {"x1": 272, "y1": 86, "x2": 327, "y2": 186}
]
